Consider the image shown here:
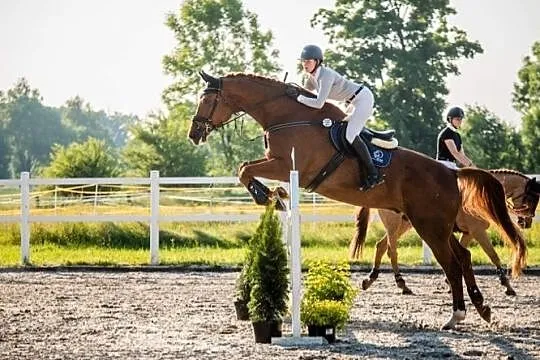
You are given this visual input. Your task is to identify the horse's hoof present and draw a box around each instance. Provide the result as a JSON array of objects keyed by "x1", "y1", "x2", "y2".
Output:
[
  {"x1": 274, "y1": 197, "x2": 287, "y2": 211},
  {"x1": 479, "y1": 305, "x2": 491, "y2": 323},
  {"x1": 361, "y1": 279, "x2": 371, "y2": 290},
  {"x1": 441, "y1": 310, "x2": 466, "y2": 330},
  {"x1": 505, "y1": 289, "x2": 517, "y2": 296},
  {"x1": 402, "y1": 287, "x2": 414, "y2": 295},
  {"x1": 274, "y1": 186, "x2": 289, "y2": 199}
]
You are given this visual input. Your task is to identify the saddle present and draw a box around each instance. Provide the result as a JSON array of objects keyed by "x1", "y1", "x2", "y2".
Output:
[
  {"x1": 328, "y1": 120, "x2": 397, "y2": 166},
  {"x1": 305, "y1": 119, "x2": 398, "y2": 192}
]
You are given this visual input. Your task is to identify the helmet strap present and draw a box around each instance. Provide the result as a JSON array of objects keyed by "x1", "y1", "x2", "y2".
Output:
[{"x1": 310, "y1": 60, "x2": 322, "y2": 74}]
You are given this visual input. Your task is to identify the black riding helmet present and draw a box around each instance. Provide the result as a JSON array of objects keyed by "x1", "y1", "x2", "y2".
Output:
[
  {"x1": 447, "y1": 107, "x2": 465, "y2": 121},
  {"x1": 300, "y1": 45, "x2": 323, "y2": 62}
]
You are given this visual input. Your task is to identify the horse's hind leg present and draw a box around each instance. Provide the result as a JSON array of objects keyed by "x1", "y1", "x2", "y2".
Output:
[
  {"x1": 450, "y1": 234, "x2": 491, "y2": 323},
  {"x1": 386, "y1": 218, "x2": 414, "y2": 295},
  {"x1": 468, "y1": 229, "x2": 516, "y2": 296},
  {"x1": 362, "y1": 235, "x2": 387, "y2": 290},
  {"x1": 408, "y1": 218, "x2": 467, "y2": 330}
]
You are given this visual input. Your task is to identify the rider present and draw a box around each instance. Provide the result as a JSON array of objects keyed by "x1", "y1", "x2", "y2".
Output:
[
  {"x1": 291, "y1": 44, "x2": 383, "y2": 190},
  {"x1": 436, "y1": 106, "x2": 474, "y2": 170}
]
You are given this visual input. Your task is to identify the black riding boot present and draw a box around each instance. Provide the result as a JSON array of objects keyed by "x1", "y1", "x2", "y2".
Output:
[{"x1": 351, "y1": 135, "x2": 384, "y2": 190}]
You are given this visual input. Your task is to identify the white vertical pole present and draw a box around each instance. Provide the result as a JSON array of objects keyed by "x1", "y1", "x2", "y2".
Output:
[
  {"x1": 20, "y1": 172, "x2": 30, "y2": 264},
  {"x1": 422, "y1": 241, "x2": 432, "y2": 265},
  {"x1": 93, "y1": 184, "x2": 98, "y2": 215},
  {"x1": 150, "y1": 170, "x2": 160, "y2": 265},
  {"x1": 289, "y1": 170, "x2": 301, "y2": 338}
]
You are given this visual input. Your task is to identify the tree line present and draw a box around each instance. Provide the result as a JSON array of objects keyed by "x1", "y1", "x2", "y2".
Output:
[{"x1": 1, "y1": 0, "x2": 538, "y2": 180}]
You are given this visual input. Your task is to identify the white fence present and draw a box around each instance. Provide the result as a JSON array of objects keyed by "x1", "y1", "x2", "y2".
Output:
[
  {"x1": 0, "y1": 171, "x2": 538, "y2": 265},
  {"x1": 0, "y1": 171, "x2": 359, "y2": 265}
]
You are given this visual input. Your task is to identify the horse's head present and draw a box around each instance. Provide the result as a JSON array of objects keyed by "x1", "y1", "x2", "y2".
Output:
[
  {"x1": 189, "y1": 71, "x2": 241, "y2": 145},
  {"x1": 515, "y1": 177, "x2": 540, "y2": 228},
  {"x1": 497, "y1": 171, "x2": 540, "y2": 229}
]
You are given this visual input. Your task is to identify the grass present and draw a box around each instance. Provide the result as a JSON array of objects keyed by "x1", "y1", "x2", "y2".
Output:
[
  {"x1": 2, "y1": 244, "x2": 539, "y2": 268},
  {"x1": 0, "y1": 219, "x2": 539, "y2": 267}
]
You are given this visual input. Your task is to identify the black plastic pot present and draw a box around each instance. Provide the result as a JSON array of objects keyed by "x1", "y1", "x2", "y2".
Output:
[
  {"x1": 307, "y1": 324, "x2": 336, "y2": 343},
  {"x1": 252, "y1": 320, "x2": 282, "y2": 343},
  {"x1": 234, "y1": 300, "x2": 250, "y2": 321}
]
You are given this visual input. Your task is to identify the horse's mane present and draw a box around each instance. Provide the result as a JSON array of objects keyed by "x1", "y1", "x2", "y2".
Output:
[
  {"x1": 223, "y1": 73, "x2": 285, "y2": 88},
  {"x1": 223, "y1": 72, "x2": 345, "y2": 115},
  {"x1": 489, "y1": 169, "x2": 530, "y2": 180}
]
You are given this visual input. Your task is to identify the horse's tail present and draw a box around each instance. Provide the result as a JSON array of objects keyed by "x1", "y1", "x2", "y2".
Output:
[
  {"x1": 457, "y1": 168, "x2": 527, "y2": 277},
  {"x1": 349, "y1": 207, "x2": 370, "y2": 260}
]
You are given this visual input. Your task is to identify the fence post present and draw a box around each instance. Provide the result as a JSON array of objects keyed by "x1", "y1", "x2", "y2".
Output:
[
  {"x1": 422, "y1": 241, "x2": 432, "y2": 265},
  {"x1": 289, "y1": 170, "x2": 302, "y2": 338},
  {"x1": 20, "y1": 172, "x2": 30, "y2": 264},
  {"x1": 150, "y1": 170, "x2": 160, "y2": 265}
]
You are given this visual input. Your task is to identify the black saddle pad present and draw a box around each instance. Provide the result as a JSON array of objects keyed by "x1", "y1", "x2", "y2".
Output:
[{"x1": 329, "y1": 121, "x2": 393, "y2": 168}]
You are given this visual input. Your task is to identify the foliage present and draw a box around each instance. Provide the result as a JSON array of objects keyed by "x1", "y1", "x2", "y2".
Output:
[
  {"x1": 41, "y1": 138, "x2": 120, "y2": 179},
  {"x1": 121, "y1": 106, "x2": 207, "y2": 177},
  {"x1": 248, "y1": 204, "x2": 289, "y2": 322},
  {"x1": 303, "y1": 261, "x2": 358, "y2": 305},
  {"x1": 461, "y1": 105, "x2": 526, "y2": 170},
  {"x1": 0, "y1": 79, "x2": 139, "y2": 179},
  {"x1": 300, "y1": 300, "x2": 350, "y2": 329},
  {"x1": 235, "y1": 213, "x2": 264, "y2": 302},
  {"x1": 0, "y1": 78, "x2": 70, "y2": 176},
  {"x1": 162, "y1": 0, "x2": 281, "y2": 175},
  {"x1": 311, "y1": 0, "x2": 483, "y2": 156},
  {"x1": 301, "y1": 261, "x2": 357, "y2": 330},
  {"x1": 513, "y1": 41, "x2": 540, "y2": 173}
]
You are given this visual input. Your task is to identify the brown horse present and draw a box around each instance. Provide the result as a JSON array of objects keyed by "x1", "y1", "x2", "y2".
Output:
[
  {"x1": 188, "y1": 71, "x2": 526, "y2": 330},
  {"x1": 350, "y1": 169, "x2": 538, "y2": 296}
]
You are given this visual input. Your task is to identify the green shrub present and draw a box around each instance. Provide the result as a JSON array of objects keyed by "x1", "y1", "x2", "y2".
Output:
[{"x1": 248, "y1": 204, "x2": 289, "y2": 322}]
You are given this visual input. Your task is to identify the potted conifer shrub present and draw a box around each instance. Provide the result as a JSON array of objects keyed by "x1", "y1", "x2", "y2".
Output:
[
  {"x1": 234, "y1": 208, "x2": 268, "y2": 320},
  {"x1": 248, "y1": 203, "x2": 289, "y2": 343},
  {"x1": 301, "y1": 261, "x2": 358, "y2": 343},
  {"x1": 234, "y1": 253, "x2": 253, "y2": 320}
]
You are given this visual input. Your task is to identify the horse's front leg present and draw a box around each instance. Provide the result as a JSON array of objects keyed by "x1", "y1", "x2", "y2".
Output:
[{"x1": 238, "y1": 158, "x2": 289, "y2": 209}]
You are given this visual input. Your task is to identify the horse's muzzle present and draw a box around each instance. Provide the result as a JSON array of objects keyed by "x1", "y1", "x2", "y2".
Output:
[
  {"x1": 189, "y1": 117, "x2": 210, "y2": 145},
  {"x1": 517, "y1": 216, "x2": 532, "y2": 229}
]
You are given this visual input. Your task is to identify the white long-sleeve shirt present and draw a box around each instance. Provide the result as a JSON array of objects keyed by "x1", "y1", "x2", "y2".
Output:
[{"x1": 297, "y1": 66, "x2": 360, "y2": 109}]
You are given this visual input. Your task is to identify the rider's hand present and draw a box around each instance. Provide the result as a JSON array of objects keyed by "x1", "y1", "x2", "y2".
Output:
[{"x1": 285, "y1": 85, "x2": 300, "y2": 99}]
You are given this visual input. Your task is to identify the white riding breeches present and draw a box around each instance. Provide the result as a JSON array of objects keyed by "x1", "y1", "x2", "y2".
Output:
[
  {"x1": 438, "y1": 159, "x2": 458, "y2": 170},
  {"x1": 344, "y1": 86, "x2": 375, "y2": 144}
]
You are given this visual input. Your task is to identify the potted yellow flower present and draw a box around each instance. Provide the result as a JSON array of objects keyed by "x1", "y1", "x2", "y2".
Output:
[{"x1": 301, "y1": 261, "x2": 358, "y2": 343}]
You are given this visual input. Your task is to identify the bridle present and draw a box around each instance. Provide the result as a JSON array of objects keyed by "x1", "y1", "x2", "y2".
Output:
[{"x1": 191, "y1": 78, "x2": 288, "y2": 140}]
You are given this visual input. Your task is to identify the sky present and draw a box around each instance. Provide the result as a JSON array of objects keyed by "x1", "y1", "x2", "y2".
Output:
[{"x1": 1, "y1": 0, "x2": 539, "y2": 127}]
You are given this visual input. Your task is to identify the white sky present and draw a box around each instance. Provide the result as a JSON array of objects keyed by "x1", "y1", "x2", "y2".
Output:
[{"x1": 1, "y1": 0, "x2": 539, "y2": 126}]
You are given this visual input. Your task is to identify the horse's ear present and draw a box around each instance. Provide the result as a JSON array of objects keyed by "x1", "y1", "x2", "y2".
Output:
[
  {"x1": 199, "y1": 70, "x2": 220, "y2": 89},
  {"x1": 199, "y1": 70, "x2": 211, "y2": 82},
  {"x1": 532, "y1": 177, "x2": 540, "y2": 194}
]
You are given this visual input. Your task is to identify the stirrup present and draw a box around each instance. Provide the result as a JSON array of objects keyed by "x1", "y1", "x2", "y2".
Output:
[{"x1": 359, "y1": 174, "x2": 385, "y2": 191}]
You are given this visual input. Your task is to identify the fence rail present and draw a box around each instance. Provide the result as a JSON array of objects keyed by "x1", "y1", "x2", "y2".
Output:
[{"x1": 0, "y1": 171, "x2": 538, "y2": 265}]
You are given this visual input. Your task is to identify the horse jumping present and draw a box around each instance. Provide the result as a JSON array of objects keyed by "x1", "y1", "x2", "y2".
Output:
[{"x1": 188, "y1": 71, "x2": 526, "y2": 330}]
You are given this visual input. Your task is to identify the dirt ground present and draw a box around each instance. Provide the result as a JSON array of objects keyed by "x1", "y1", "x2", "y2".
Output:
[{"x1": 0, "y1": 269, "x2": 539, "y2": 360}]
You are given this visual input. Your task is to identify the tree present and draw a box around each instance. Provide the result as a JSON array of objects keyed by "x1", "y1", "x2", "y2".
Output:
[
  {"x1": 513, "y1": 41, "x2": 540, "y2": 173},
  {"x1": 121, "y1": 105, "x2": 207, "y2": 177},
  {"x1": 460, "y1": 105, "x2": 525, "y2": 170},
  {"x1": 0, "y1": 78, "x2": 69, "y2": 177},
  {"x1": 311, "y1": 0, "x2": 482, "y2": 156},
  {"x1": 60, "y1": 96, "x2": 137, "y2": 148},
  {"x1": 0, "y1": 92, "x2": 10, "y2": 178},
  {"x1": 41, "y1": 137, "x2": 120, "y2": 179},
  {"x1": 162, "y1": 0, "x2": 281, "y2": 175}
]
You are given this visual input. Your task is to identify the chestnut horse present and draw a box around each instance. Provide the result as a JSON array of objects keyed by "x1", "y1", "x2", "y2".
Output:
[
  {"x1": 350, "y1": 169, "x2": 537, "y2": 296},
  {"x1": 188, "y1": 71, "x2": 526, "y2": 330}
]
